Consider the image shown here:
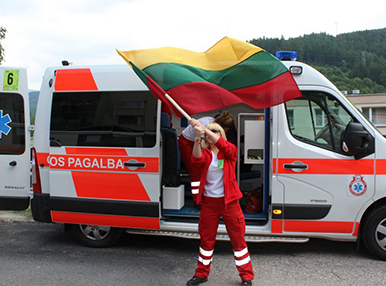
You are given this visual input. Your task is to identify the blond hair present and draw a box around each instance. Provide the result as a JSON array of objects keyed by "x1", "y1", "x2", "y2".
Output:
[{"x1": 202, "y1": 122, "x2": 227, "y2": 149}]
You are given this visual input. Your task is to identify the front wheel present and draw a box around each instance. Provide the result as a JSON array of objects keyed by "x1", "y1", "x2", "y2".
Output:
[
  {"x1": 72, "y1": 224, "x2": 124, "y2": 248},
  {"x1": 362, "y1": 205, "x2": 386, "y2": 260}
]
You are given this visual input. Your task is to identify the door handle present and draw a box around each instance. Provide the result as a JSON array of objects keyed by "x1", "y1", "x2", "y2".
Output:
[
  {"x1": 284, "y1": 163, "x2": 308, "y2": 169},
  {"x1": 124, "y1": 161, "x2": 146, "y2": 168},
  {"x1": 283, "y1": 161, "x2": 308, "y2": 172},
  {"x1": 9, "y1": 161, "x2": 17, "y2": 167}
]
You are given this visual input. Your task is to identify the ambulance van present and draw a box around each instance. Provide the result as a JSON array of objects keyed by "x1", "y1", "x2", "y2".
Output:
[{"x1": 1, "y1": 55, "x2": 386, "y2": 260}]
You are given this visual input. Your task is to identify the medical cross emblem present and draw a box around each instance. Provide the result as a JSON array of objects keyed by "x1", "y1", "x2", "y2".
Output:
[
  {"x1": 0, "y1": 110, "x2": 12, "y2": 139},
  {"x1": 349, "y1": 175, "x2": 367, "y2": 196}
]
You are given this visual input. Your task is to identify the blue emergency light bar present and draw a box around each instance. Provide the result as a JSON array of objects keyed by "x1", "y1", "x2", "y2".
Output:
[{"x1": 276, "y1": 51, "x2": 298, "y2": 61}]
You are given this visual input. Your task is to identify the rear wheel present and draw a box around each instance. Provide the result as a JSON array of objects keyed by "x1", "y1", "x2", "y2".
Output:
[
  {"x1": 362, "y1": 205, "x2": 386, "y2": 260},
  {"x1": 72, "y1": 224, "x2": 124, "y2": 248}
]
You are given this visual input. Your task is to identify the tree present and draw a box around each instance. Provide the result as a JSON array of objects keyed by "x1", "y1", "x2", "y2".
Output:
[
  {"x1": 0, "y1": 26, "x2": 6, "y2": 64},
  {"x1": 248, "y1": 28, "x2": 386, "y2": 91}
]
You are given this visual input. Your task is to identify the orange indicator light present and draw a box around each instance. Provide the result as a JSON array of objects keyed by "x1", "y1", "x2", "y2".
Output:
[{"x1": 273, "y1": 209, "x2": 282, "y2": 215}]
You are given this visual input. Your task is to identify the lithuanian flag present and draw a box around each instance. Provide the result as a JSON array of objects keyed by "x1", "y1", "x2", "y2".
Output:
[{"x1": 117, "y1": 37, "x2": 301, "y2": 117}]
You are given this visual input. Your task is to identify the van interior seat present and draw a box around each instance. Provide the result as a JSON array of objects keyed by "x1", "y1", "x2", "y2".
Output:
[{"x1": 161, "y1": 112, "x2": 181, "y2": 187}]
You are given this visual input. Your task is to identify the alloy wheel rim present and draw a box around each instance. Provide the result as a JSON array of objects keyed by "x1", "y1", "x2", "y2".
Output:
[
  {"x1": 79, "y1": 225, "x2": 111, "y2": 241},
  {"x1": 375, "y1": 218, "x2": 386, "y2": 250}
]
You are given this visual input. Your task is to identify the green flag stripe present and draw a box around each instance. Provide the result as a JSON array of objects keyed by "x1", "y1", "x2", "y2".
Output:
[
  {"x1": 129, "y1": 61, "x2": 150, "y2": 89},
  {"x1": 143, "y1": 51, "x2": 288, "y2": 91}
]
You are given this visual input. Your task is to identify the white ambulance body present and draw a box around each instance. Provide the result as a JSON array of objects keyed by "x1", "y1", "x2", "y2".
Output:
[
  {"x1": 1, "y1": 59, "x2": 386, "y2": 259},
  {"x1": 0, "y1": 67, "x2": 31, "y2": 210}
]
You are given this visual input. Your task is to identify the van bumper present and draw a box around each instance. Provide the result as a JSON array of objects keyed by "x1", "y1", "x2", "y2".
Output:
[{"x1": 31, "y1": 193, "x2": 52, "y2": 223}]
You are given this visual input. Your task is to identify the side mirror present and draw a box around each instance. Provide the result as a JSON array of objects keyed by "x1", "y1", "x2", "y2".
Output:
[{"x1": 341, "y1": 122, "x2": 374, "y2": 160}]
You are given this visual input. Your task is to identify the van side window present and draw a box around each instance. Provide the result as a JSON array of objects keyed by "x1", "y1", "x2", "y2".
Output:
[
  {"x1": 50, "y1": 91, "x2": 157, "y2": 147},
  {"x1": 0, "y1": 93, "x2": 25, "y2": 155},
  {"x1": 285, "y1": 91, "x2": 354, "y2": 154}
]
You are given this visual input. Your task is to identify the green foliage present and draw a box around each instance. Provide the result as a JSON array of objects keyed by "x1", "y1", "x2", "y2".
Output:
[
  {"x1": 0, "y1": 26, "x2": 6, "y2": 64},
  {"x1": 249, "y1": 28, "x2": 386, "y2": 94},
  {"x1": 315, "y1": 65, "x2": 386, "y2": 94}
]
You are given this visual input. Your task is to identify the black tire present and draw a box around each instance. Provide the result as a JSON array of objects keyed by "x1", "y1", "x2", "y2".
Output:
[
  {"x1": 362, "y1": 205, "x2": 386, "y2": 260},
  {"x1": 72, "y1": 224, "x2": 124, "y2": 248}
]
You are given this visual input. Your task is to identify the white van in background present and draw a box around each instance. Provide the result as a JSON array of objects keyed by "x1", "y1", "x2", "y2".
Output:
[{"x1": 0, "y1": 68, "x2": 31, "y2": 210}]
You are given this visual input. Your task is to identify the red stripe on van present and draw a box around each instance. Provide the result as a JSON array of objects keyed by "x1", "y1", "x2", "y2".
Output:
[
  {"x1": 48, "y1": 154, "x2": 159, "y2": 173},
  {"x1": 284, "y1": 220, "x2": 355, "y2": 233},
  {"x1": 375, "y1": 159, "x2": 386, "y2": 175},
  {"x1": 274, "y1": 158, "x2": 374, "y2": 175},
  {"x1": 51, "y1": 211, "x2": 160, "y2": 229},
  {"x1": 55, "y1": 69, "x2": 98, "y2": 91},
  {"x1": 72, "y1": 172, "x2": 151, "y2": 201},
  {"x1": 37, "y1": 152, "x2": 49, "y2": 167},
  {"x1": 271, "y1": 219, "x2": 283, "y2": 234}
]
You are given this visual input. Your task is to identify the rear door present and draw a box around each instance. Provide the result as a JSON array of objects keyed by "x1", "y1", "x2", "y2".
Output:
[
  {"x1": 0, "y1": 67, "x2": 30, "y2": 210},
  {"x1": 45, "y1": 67, "x2": 161, "y2": 229}
]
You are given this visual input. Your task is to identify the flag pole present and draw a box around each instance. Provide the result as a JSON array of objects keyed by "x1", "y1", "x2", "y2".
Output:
[
  {"x1": 165, "y1": 93, "x2": 192, "y2": 121},
  {"x1": 164, "y1": 94, "x2": 204, "y2": 136}
]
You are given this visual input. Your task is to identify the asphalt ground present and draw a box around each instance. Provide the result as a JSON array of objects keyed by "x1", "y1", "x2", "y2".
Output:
[{"x1": 1, "y1": 212, "x2": 385, "y2": 286}]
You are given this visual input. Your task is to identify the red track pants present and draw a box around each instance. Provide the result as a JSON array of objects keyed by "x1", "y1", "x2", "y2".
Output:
[{"x1": 194, "y1": 196, "x2": 254, "y2": 281}]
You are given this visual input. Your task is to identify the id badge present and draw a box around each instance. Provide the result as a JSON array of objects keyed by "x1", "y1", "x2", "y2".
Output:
[{"x1": 217, "y1": 159, "x2": 224, "y2": 169}]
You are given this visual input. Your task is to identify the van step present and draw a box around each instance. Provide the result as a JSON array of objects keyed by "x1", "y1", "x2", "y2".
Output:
[{"x1": 126, "y1": 229, "x2": 309, "y2": 243}]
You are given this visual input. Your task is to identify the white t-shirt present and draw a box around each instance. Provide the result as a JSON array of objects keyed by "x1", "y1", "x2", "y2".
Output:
[
  {"x1": 181, "y1": 116, "x2": 213, "y2": 141},
  {"x1": 204, "y1": 151, "x2": 225, "y2": 198}
]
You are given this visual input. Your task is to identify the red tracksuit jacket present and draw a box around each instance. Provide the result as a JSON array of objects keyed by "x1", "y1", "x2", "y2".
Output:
[{"x1": 191, "y1": 137, "x2": 243, "y2": 206}]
